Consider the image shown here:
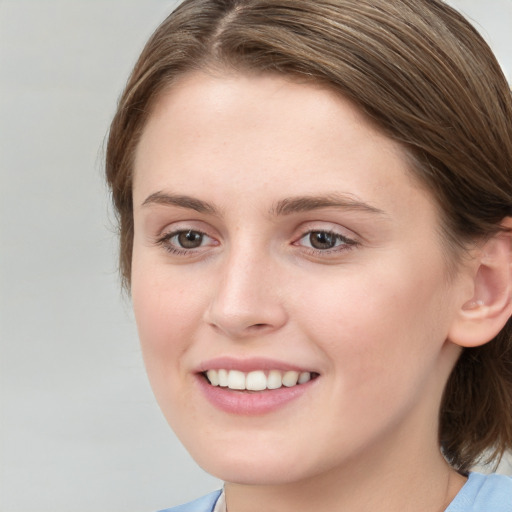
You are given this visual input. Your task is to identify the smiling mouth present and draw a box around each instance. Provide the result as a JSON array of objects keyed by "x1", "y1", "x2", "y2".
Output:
[{"x1": 203, "y1": 369, "x2": 319, "y2": 391}]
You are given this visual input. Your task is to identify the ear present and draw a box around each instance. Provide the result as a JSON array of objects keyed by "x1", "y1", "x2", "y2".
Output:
[{"x1": 448, "y1": 218, "x2": 512, "y2": 348}]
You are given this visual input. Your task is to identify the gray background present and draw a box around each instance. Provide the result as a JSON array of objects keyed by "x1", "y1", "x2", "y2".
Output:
[{"x1": 0, "y1": 1, "x2": 511, "y2": 511}]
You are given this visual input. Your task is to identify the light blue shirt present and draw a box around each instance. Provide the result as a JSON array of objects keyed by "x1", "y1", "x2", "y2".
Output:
[
  {"x1": 446, "y1": 473, "x2": 511, "y2": 511},
  {"x1": 158, "y1": 490, "x2": 222, "y2": 512},
  {"x1": 159, "y1": 472, "x2": 512, "y2": 512}
]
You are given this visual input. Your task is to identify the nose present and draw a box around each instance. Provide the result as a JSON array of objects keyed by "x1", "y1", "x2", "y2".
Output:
[{"x1": 204, "y1": 248, "x2": 288, "y2": 339}]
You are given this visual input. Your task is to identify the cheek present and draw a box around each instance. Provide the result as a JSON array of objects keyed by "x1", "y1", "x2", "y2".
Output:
[
  {"x1": 131, "y1": 275, "x2": 206, "y2": 433},
  {"x1": 131, "y1": 262, "x2": 203, "y2": 385},
  {"x1": 297, "y1": 259, "x2": 452, "y2": 390}
]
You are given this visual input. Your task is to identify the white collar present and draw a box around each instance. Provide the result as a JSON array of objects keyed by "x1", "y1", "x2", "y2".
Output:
[{"x1": 213, "y1": 489, "x2": 226, "y2": 512}]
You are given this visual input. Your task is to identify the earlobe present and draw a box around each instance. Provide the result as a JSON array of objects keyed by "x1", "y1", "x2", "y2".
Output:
[{"x1": 449, "y1": 218, "x2": 512, "y2": 348}]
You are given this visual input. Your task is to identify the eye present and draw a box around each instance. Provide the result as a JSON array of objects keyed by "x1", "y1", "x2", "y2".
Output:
[
  {"x1": 156, "y1": 229, "x2": 217, "y2": 254},
  {"x1": 296, "y1": 230, "x2": 357, "y2": 252},
  {"x1": 307, "y1": 231, "x2": 338, "y2": 250},
  {"x1": 175, "y1": 230, "x2": 204, "y2": 249}
]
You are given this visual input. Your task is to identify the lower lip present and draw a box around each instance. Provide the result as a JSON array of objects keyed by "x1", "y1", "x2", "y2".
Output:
[{"x1": 196, "y1": 375, "x2": 316, "y2": 415}]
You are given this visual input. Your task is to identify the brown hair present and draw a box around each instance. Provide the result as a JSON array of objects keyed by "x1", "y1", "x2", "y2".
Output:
[{"x1": 106, "y1": 0, "x2": 512, "y2": 472}]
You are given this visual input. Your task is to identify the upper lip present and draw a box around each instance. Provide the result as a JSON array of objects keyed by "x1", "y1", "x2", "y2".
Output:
[{"x1": 196, "y1": 356, "x2": 317, "y2": 374}]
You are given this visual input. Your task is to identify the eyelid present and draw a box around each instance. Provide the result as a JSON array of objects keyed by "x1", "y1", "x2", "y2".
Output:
[
  {"x1": 292, "y1": 223, "x2": 360, "y2": 255},
  {"x1": 154, "y1": 224, "x2": 220, "y2": 256},
  {"x1": 151, "y1": 220, "x2": 360, "y2": 258},
  {"x1": 152, "y1": 217, "x2": 218, "y2": 241},
  {"x1": 296, "y1": 230, "x2": 357, "y2": 248},
  {"x1": 294, "y1": 221, "x2": 358, "y2": 241}
]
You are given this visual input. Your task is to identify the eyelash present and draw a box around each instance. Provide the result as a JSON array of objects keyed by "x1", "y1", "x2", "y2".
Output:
[
  {"x1": 294, "y1": 230, "x2": 358, "y2": 255},
  {"x1": 155, "y1": 228, "x2": 358, "y2": 257},
  {"x1": 155, "y1": 229, "x2": 215, "y2": 256}
]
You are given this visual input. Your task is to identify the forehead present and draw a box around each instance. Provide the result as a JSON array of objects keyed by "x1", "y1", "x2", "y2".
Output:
[
  {"x1": 133, "y1": 71, "x2": 435, "y2": 221},
  {"x1": 136, "y1": 70, "x2": 386, "y2": 152}
]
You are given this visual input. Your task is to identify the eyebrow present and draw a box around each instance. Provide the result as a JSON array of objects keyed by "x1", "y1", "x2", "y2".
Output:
[
  {"x1": 141, "y1": 191, "x2": 219, "y2": 214},
  {"x1": 271, "y1": 194, "x2": 386, "y2": 217},
  {"x1": 141, "y1": 191, "x2": 386, "y2": 218}
]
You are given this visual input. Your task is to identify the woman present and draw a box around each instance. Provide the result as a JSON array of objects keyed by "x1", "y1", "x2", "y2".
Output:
[{"x1": 106, "y1": 0, "x2": 512, "y2": 510}]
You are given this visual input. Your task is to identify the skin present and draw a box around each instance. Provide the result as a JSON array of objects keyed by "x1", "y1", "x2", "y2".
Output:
[{"x1": 131, "y1": 71, "x2": 474, "y2": 511}]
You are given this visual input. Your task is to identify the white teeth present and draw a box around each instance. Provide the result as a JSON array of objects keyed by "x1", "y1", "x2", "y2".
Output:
[
  {"x1": 227, "y1": 370, "x2": 246, "y2": 390},
  {"x1": 206, "y1": 369, "x2": 219, "y2": 386},
  {"x1": 267, "y1": 370, "x2": 283, "y2": 390},
  {"x1": 246, "y1": 371, "x2": 267, "y2": 391},
  {"x1": 282, "y1": 371, "x2": 299, "y2": 387},
  {"x1": 205, "y1": 369, "x2": 314, "y2": 391},
  {"x1": 298, "y1": 371, "x2": 311, "y2": 384},
  {"x1": 218, "y1": 369, "x2": 229, "y2": 387}
]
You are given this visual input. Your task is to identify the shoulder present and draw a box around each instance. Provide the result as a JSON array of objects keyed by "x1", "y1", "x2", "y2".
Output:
[
  {"x1": 446, "y1": 472, "x2": 512, "y2": 511},
  {"x1": 157, "y1": 490, "x2": 223, "y2": 512}
]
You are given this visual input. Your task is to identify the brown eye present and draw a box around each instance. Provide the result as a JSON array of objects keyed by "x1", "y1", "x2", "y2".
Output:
[
  {"x1": 295, "y1": 229, "x2": 357, "y2": 254},
  {"x1": 177, "y1": 230, "x2": 204, "y2": 248},
  {"x1": 157, "y1": 228, "x2": 218, "y2": 255},
  {"x1": 309, "y1": 231, "x2": 337, "y2": 250}
]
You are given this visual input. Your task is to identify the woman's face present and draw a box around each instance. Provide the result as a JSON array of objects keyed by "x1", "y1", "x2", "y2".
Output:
[{"x1": 131, "y1": 71, "x2": 470, "y2": 484}]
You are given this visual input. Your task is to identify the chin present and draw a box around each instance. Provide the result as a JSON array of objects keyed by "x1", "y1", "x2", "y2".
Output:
[
  {"x1": 183, "y1": 435, "x2": 334, "y2": 486},
  {"x1": 201, "y1": 459, "x2": 308, "y2": 486}
]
